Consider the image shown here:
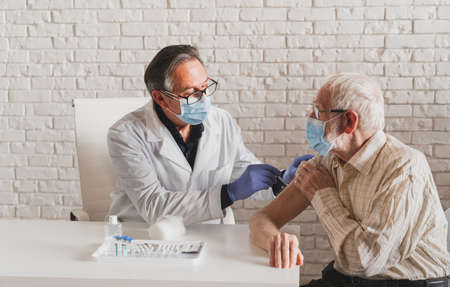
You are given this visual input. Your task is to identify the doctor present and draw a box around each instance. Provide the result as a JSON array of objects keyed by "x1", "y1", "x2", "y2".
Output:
[{"x1": 107, "y1": 45, "x2": 312, "y2": 225}]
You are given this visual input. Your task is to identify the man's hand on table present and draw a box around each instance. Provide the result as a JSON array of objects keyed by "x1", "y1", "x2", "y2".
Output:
[{"x1": 267, "y1": 232, "x2": 304, "y2": 268}]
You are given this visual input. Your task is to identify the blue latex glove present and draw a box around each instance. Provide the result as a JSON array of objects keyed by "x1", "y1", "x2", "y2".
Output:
[
  {"x1": 282, "y1": 154, "x2": 314, "y2": 184},
  {"x1": 227, "y1": 164, "x2": 281, "y2": 202}
]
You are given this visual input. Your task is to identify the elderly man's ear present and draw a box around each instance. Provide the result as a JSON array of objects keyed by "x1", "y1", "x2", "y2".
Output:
[{"x1": 344, "y1": 110, "x2": 359, "y2": 134}]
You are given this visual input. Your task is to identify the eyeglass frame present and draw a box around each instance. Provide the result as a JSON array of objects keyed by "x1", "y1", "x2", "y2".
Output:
[
  {"x1": 313, "y1": 106, "x2": 347, "y2": 120},
  {"x1": 159, "y1": 78, "x2": 218, "y2": 105}
]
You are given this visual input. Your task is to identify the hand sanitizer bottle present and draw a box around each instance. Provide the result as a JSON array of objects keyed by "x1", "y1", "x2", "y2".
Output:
[{"x1": 105, "y1": 215, "x2": 122, "y2": 242}]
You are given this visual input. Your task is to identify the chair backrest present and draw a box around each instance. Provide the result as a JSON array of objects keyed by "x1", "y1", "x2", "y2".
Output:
[{"x1": 73, "y1": 97, "x2": 149, "y2": 221}]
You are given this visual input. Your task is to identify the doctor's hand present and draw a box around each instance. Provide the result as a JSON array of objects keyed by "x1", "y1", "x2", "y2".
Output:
[
  {"x1": 292, "y1": 162, "x2": 335, "y2": 202},
  {"x1": 268, "y1": 232, "x2": 304, "y2": 268},
  {"x1": 282, "y1": 154, "x2": 314, "y2": 184},
  {"x1": 227, "y1": 164, "x2": 280, "y2": 201}
]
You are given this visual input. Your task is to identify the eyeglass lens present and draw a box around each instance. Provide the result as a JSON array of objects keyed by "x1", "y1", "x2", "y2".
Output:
[{"x1": 187, "y1": 81, "x2": 216, "y2": 104}]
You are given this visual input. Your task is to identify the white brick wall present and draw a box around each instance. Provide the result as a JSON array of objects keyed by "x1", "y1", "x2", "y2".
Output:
[{"x1": 0, "y1": 0, "x2": 449, "y2": 283}]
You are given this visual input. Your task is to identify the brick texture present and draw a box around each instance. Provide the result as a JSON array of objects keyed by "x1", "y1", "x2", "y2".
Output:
[{"x1": 0, "y1": 1, "x2": 449, "y2": 283}]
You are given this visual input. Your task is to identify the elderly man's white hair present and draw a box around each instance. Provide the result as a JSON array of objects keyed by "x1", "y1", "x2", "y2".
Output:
[{"x1": 324, "y1": 73, "x2": 384, "y2": 131}]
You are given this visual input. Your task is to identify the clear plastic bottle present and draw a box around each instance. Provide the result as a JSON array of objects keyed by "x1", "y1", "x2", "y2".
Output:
[{"x1": 104, "y1": 215, "x2": 122, "y2": 242}]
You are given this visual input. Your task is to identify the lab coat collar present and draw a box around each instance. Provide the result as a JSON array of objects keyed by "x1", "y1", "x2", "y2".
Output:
[
  {"x1": 144, "y1": 100, "x2": 191, "y2": 172},
  {"x1": 153, "y1": 101, "x2": 205, "y2": 152},
  {"x1": 191, "y1": 113, "x2": 221, "y2": 175},
  {"x1": 346, "y1": 130, "x2": 386, "y2": 176},
  {"x1": 144, "y1": 100, "x2": 168, "y2": 142},
  {"x1": 144, "y1": 100, "x2": 220, "y2": 173}
]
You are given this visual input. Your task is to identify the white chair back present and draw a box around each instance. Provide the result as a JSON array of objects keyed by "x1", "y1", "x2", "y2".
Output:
[{"x1": 73, "y1": 97, "x2": 149, "y2": 221}]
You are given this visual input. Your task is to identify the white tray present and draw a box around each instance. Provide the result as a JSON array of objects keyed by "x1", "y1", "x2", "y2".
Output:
[{"x1": 92, "y1": 239, "x2": 206, "y2": 264}]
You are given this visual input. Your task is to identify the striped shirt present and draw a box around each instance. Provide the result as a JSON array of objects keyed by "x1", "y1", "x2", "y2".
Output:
[{"x1": 309, "y1": 130, "x2": 450, "y2": 279}]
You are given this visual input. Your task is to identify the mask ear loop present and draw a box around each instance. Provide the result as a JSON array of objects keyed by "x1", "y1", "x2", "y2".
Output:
[
  {"x1": 160, "y1": 91, "x2": 184, "y2": 116},
  {"x1": 323, "y1": 112, "x2": 347, "y2": 143}
]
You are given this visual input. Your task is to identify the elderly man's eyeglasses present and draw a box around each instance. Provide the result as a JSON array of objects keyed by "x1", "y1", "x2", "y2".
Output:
[
  {"x1": 313, "y1": 106, "x2": 347, "y2": 119},
  {"x1": 160, "y1": 78, "x2": 218, "y2": 105}
]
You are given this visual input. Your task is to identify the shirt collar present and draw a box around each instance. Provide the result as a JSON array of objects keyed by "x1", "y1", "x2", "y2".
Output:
[{"x1": 345, "y1": 130, "x2": 386, "y2": 175}]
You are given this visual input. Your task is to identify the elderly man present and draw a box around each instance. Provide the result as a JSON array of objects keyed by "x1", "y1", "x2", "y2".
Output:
[
  {"x1": 250, "y1": 73, "x2": 450, "y2": 287},
  {"x1": 107, "y1": 45, "x2": 312, "y2": 225}
]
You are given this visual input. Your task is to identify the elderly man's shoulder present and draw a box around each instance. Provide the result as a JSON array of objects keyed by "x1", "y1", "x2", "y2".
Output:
[{"x1": 382, "y1": 133, "x2": 428, "y2": 168}]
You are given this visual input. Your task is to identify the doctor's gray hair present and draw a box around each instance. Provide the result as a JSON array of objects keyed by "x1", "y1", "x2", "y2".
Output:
[
  {"x1": 324, "y1": 73, "x2": 384, "y2": 131},
  {"x1": 144, "y1": 45, "x2": 204, "y2": 93}
]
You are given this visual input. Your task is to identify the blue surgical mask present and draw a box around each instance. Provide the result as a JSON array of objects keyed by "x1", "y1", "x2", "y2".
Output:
[
  {"x1": 176, "y1": 96, "x2": 211, "y2": 125},
  {"x1": 306, "y1": 115, "x2": 343, "y2": 156}
]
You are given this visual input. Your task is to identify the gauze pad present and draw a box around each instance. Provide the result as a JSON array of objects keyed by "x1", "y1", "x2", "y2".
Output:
[{"x1": 148, "y1": 215, "x2": 186, "y2": 240}]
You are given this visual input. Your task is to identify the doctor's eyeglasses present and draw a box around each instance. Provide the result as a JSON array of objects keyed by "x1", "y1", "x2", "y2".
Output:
[{"x1": 160, "y1": 78, "x2": 218, "y2": 105}]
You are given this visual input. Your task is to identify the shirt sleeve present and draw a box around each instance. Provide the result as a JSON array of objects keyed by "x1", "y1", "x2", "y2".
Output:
[{"x1": 310, "y1": 159, "x2": 427, "y2": 277}]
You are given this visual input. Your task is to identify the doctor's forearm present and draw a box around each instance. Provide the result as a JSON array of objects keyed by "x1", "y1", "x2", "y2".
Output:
[{"x1": 127, "y1": 182, "x2": 224, "y2": 225}]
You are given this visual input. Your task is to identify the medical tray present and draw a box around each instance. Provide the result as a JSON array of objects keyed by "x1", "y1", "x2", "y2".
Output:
[{"x1": 92, "y1": 239, "x2": 206, "y2": 264}]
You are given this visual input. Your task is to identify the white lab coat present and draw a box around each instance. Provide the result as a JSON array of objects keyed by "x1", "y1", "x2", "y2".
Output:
[{"x1": 107, "y1": 100, "x2": 274, "y2": 225}]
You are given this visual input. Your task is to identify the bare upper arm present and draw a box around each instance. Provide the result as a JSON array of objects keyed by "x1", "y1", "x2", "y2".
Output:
[
  {"x1": 259, "y1": 182, "x2": 311, "y2": 229},
  {"x1": 255, "y1": 154, "x2": 324, "y2": 230}
]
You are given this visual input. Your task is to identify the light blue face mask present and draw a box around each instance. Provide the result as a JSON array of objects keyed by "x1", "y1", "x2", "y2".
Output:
[
  {"x1": 306, "y1": 115, "x2": 343, "y2": 156},
  {"x1": 176, "y1": 96, "x2": 211, "y2": 125}
]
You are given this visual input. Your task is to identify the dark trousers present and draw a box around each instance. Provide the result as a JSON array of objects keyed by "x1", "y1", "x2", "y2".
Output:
[{"x1": 301, "y1": 262, "x2": 448, "y2": 287}]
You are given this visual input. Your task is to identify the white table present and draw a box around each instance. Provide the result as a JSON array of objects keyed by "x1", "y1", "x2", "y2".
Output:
[{"x1": 0, "y1": 219, "x2": 299, "y2": 287}]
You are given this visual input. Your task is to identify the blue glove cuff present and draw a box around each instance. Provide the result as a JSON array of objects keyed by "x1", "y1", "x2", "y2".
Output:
[{"x1": 226, "y1": 183, "x2": 237, "y2": 202}]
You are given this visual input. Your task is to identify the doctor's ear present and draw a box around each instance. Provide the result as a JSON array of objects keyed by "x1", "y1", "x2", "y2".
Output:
[
  {"x1": 151, "y1": 90, "x2": 168, "y2": 109},
  {"x1": 344, "y1": 110, "x2": 359, "y2": 134}
]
